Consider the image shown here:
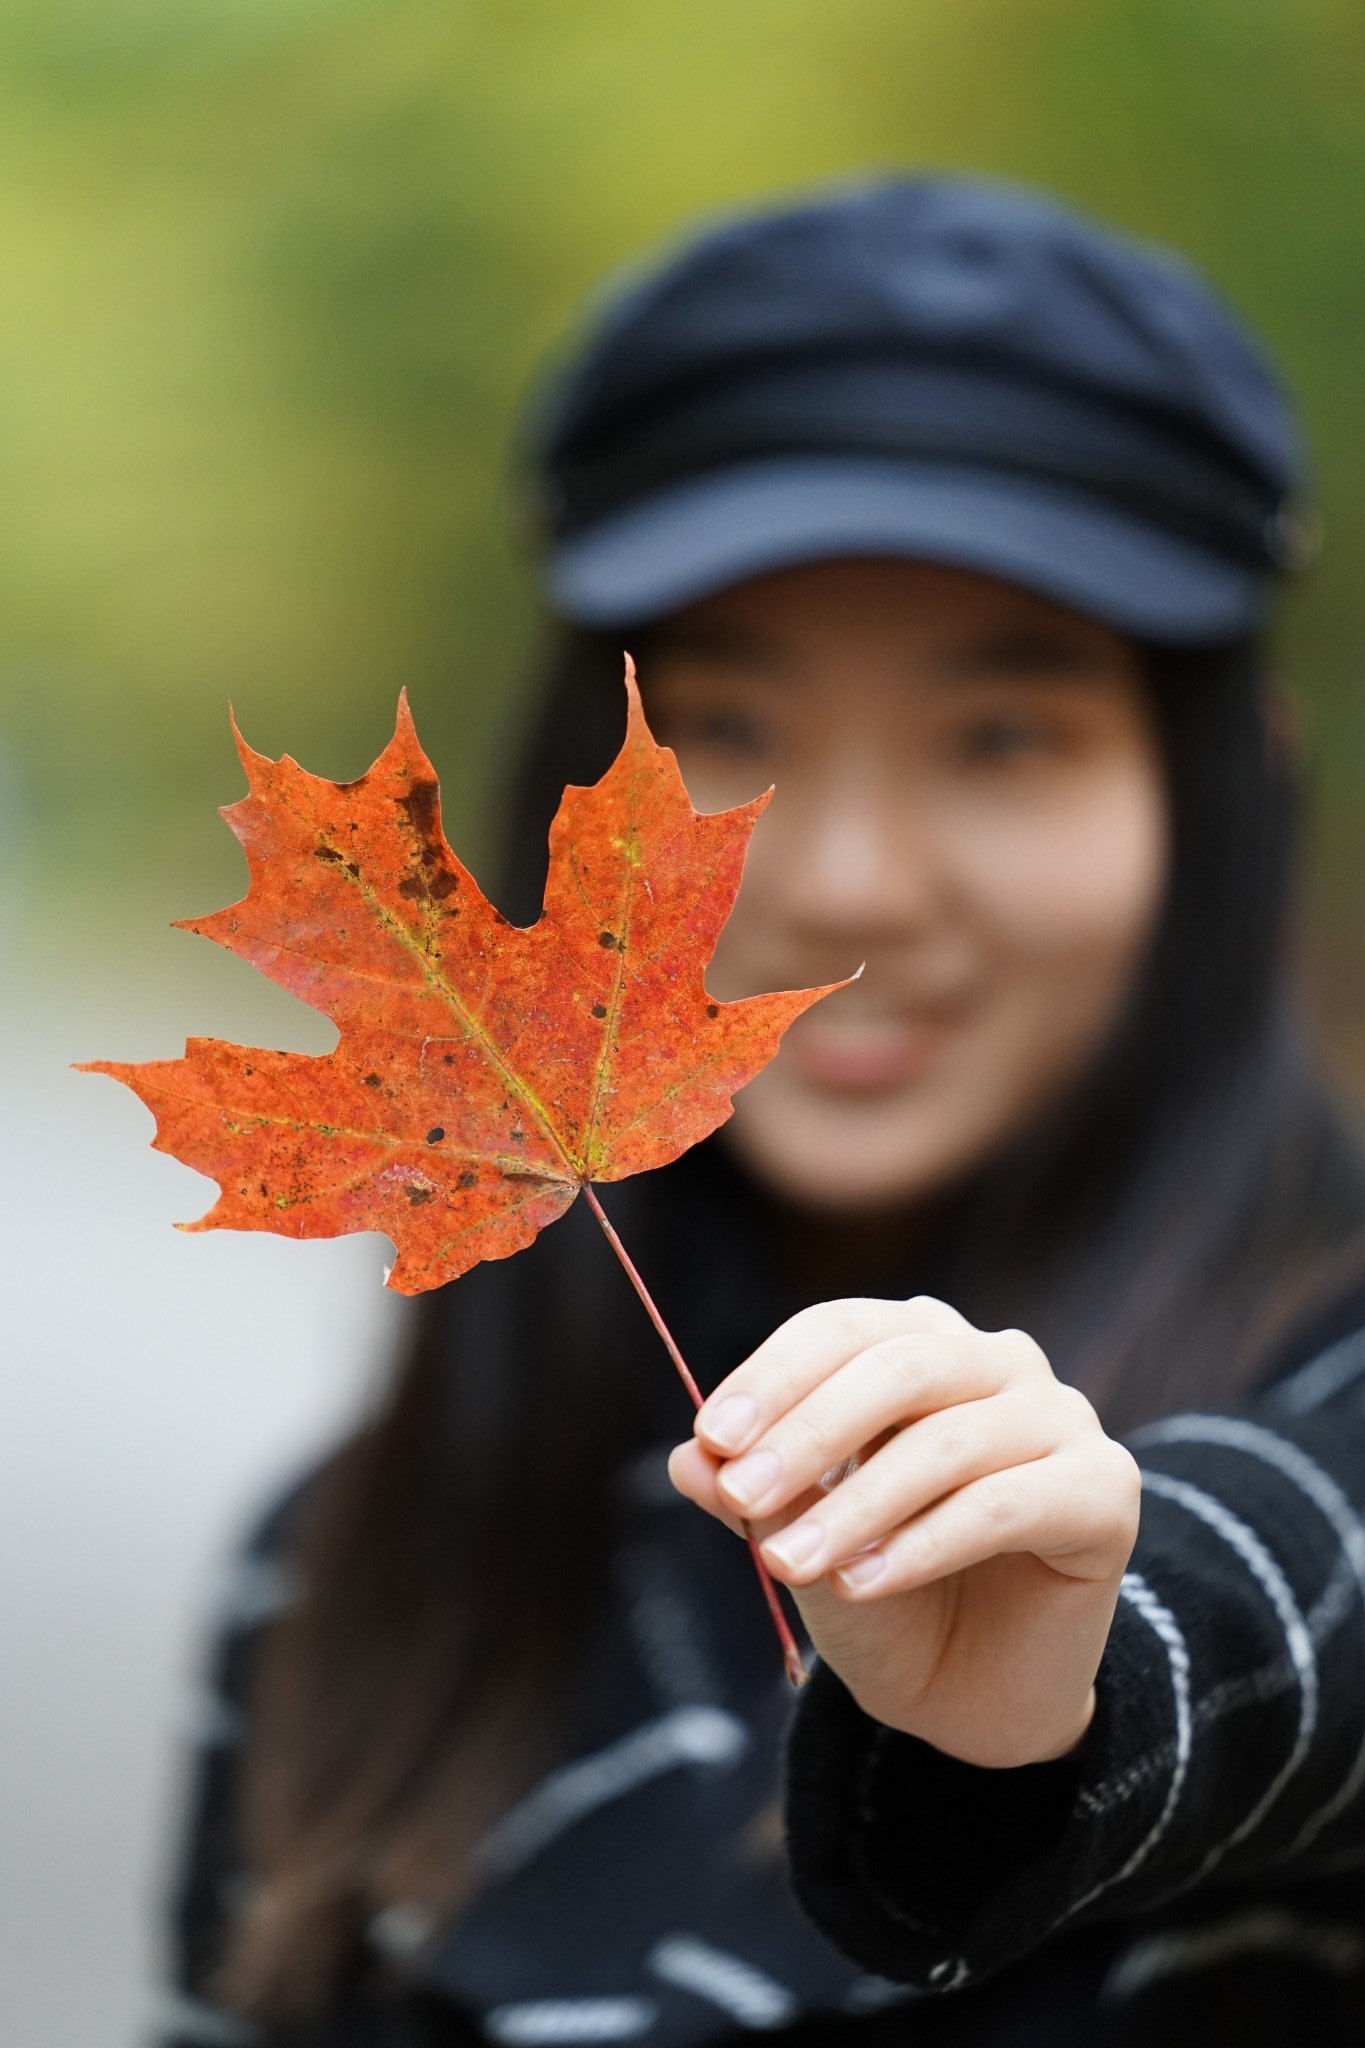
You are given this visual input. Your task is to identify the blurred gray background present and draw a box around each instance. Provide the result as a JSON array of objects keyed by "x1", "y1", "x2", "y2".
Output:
[{"x1": 3, "y1": 2, "x2": 1364, "y2": 2041}]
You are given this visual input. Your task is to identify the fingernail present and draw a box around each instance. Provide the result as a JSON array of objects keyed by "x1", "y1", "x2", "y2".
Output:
[
  {"x1": 720, "y1": 1448, "x2": 780, "y2": 1508},
  {"x1": 838, "y1": 1549, "x2": 886, "y2": 1589},
  {"x1": 765, "y1": 1518, "x2": 824, "y2": 1570},
  {"x1": 701, "y1": 1393, "x2": 758, "y2": 1451}
]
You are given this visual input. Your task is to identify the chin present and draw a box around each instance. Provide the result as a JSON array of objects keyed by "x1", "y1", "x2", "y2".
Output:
[
  {"x1": 727, "y1": 1129, "x2": 956, "y2": 1214},
  {"x1": 725, "y1": 1076, "x2": 1002, "y2": 1215},
  {"x1": 765, "y1": 1164, "x2": 944, "y2": 1215}
]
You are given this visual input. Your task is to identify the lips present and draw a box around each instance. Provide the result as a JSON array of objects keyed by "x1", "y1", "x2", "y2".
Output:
[{"x1": 781, "y1": 1007, "x2": 957, "y2": 1092}]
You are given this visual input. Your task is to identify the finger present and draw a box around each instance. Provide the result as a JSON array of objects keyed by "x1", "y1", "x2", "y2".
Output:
[
  {"x1": 667, "y1": 1440, "x2": 749, "y2": 1537},
  {"x1": 668, "y1": 1440, "x2": 824, "y2": 1542},
  {"x1": 715, "y1": 1330, "x2": 1010, "y2": 1518},
  {"x1": 828, "y1": 1442, "x2": 1141, "y2": 1599},
  {"x1": 696, "y1": 1295, "x2": 973, "y2": 1456},
  {"x1": 756, "y1": 1390, "x2": 1063, "y2": 1582}
]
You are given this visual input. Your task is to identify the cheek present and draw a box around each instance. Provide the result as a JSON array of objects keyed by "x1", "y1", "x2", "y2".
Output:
[{"x1": 961, "y1": 779, "x2": 1168, "y2": 993}]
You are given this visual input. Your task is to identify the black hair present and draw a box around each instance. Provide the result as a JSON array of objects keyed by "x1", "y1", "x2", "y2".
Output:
[{"x1": 222, "y1": 621, "x2": 1365, "y2": 2019}]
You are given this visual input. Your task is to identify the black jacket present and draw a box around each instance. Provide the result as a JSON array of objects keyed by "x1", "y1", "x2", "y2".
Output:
[{"x1": 156, "y1": 1298, "x2": 1365, "y2": 2048}]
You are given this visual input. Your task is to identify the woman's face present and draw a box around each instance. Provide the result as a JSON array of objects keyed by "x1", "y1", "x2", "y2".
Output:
[{"x1": 643, "y1": 559, "x2": 1169, "y2": 1214}]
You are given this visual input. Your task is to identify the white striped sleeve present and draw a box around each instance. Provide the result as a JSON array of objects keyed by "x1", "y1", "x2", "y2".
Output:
[{"x1": 783, "y1": 1345, "x2": 1365, "y2": 1987}]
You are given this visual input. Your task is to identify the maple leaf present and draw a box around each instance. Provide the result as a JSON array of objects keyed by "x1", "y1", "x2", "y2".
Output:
[
  {"x1": 84, "y1": 659, "x2": 850, "y2": 1684},
  {"x1": 82, "y1": 661, "x2": 847, "y2": 1296}
]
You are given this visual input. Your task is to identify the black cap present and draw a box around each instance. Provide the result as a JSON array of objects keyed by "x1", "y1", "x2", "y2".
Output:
[{"x1": 525, "y1": 176, "x2": 1315, "y2": 643}]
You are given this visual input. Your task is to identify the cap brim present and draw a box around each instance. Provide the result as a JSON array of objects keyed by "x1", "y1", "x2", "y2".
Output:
[{"x1": 544, "y1": 457, "x2": 1265, "y2": 643}]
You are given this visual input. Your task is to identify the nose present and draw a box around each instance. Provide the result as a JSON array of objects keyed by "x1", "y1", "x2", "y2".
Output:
[{"x1": 779, "y1": 754, "x2": 938, "y2": 938}]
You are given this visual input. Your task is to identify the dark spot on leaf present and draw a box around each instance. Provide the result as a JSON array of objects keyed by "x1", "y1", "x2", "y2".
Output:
[
  {"x1": 244, "y1": 1065, "x2": 254, "y2": 1076},
  {"x1": 314, "y1": 846, "x2": 343, "y2": 863},
  {"x1": 598, "y1": 930, "x2": 616, "y2": 948},
  {"x1": 443, "y1": 1053, "x2": 454, "y2": 1065},
  {"x1": 347, "y1": 862, "x2": 360, "y2": 878},
  {"x1": 259, "y1": 1182, "x2": 268, "y2": 1196},
  {"x1": 398, "y1": 876, "x2": 426, "y2": 901},
  {"x1": 706, "y1": 1003, "x2": 719, "y2": 1018},
  {"x1": 457, "y1": 1169, "x2": 477, "y2": 1189},
  {"x1": 363, "y1": 1073, "x2": 381, "y2": 1089},
  {"x1": 400, "y1": 780, "x2": 441, "y2": 842},
  {"x1": 429, "y1": 869, "x2": 460, "y2": 899},
  {"x1": 590, "y1": 1003, "x2": 607, "y2": 1019},
  {"x1": 405, "y1": 1185, "x2": 434, "y2": 1206},
  {"x1": 426, "y1": 1126, "x2": 445, "y2": 1144},
  {"x1": 510, "y1": 1128, "x2": 524, "y2": 1142}
]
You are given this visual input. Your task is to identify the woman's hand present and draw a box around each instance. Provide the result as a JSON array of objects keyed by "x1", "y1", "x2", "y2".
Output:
[{"x1": 669, "y1": 1296, "x2": 1140, "y2": 1768}]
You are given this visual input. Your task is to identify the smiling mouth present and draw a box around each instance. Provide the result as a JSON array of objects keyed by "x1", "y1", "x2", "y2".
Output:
[{"x1": 782, "y1": 1008, "x2": 958, "y2": 1093}]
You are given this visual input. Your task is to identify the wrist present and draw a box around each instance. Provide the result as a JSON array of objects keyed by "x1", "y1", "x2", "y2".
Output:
[
  {"x1": 864, "y1": 1683, "x2": 1098, "y2": 1770},
  {"x1": 1020, "y1": 1685, "x2": 1096, "y2": 1765}
]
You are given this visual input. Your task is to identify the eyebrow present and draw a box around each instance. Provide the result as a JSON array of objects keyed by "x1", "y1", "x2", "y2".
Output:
[
  {"x1": 938, "y1": 627, "x2": 1112, "y2": 678},
  {"x1": 642, "y1": 621, "x2": 796, "y2": 675},
  {"x1": 641, "y1": 618, "x2": 1120, "y2": 685}
]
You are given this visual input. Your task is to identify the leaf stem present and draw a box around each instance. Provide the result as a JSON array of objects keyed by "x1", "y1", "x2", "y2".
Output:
[
  {"x1": 583, "y1": 1181, "x2": 705, "y2": 1407},
  {"x1": 583, "y1": 1181, "x2": 807, "y2": 1689}
]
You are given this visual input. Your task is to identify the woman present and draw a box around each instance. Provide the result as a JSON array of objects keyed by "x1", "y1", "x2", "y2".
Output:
[{"x1": 162, "y1": 179, "x2": 1365, "y2": 2047}]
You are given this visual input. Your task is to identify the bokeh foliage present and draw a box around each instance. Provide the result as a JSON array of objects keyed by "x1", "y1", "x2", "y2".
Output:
[{"x1": 1, "y1": 0, "x2": 1363, "y2": 951}]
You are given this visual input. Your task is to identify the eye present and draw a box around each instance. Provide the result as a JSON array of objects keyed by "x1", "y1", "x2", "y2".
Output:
[
  {"x1": 954, "y1": 712, "x2": 1052, "y2": 764},
  {"x1": 654, "y1": 704, "x2": 776, "y2": 760}
]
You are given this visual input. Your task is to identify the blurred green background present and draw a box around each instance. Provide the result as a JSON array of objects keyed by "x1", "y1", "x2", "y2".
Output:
[{"x1": 2, "y1": 0, "x2": 1364, "y2": 1037}]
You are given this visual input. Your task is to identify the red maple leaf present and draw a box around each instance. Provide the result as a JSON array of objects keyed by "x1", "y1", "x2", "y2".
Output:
[
  {"x1": 84, "y1": 661, "x2": 851, "y2": 1682},
  {"x1": 83, "y1": 661, "x2": 844, "y2": 1295}
]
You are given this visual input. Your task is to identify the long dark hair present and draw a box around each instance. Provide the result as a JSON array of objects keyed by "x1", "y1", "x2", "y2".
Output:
[{"x1": 221, "y1": 623, "x2": 1365, "y2": 2020}]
